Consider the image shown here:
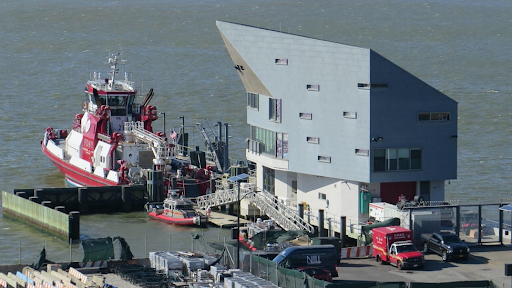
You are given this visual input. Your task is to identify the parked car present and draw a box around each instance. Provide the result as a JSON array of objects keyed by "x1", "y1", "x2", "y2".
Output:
[
  {"x1": 421, "y1": 232, "x2": 470, "y2": 261},
  {"x1": 296, "y1": 267, "x2": 332, "y2": 282}
]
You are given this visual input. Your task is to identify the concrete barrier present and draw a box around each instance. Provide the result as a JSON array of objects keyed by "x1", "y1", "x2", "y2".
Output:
[
  {"x1": 1, "y1": 191, "x2": 79, "y2": 240},
  {"x1": 340, "y1": 245, "x2": 373, "y2": 259}
]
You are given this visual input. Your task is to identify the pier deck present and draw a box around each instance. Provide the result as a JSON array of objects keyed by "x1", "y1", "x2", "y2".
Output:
[{"x1": 199, "y1": 210, "x2": 251, "y2": 228}]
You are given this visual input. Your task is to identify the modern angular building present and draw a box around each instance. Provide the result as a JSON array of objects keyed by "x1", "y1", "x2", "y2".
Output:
[{"x1": 216, "y1": 21, "x2": 457, "y2": 234}]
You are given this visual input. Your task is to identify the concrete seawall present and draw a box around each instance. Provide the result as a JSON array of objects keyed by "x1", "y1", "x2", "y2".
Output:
[
  {"x1": 13, "y1": 185, "x2": 146, "y2": 214},
  {"x1": 1, "y1": 191, "x2": 80, "y2": 240}
]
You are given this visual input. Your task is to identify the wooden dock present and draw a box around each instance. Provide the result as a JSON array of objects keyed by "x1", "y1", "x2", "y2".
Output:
[{"x1": 198, "y1": 210, "x2": 251, "y2": 228}]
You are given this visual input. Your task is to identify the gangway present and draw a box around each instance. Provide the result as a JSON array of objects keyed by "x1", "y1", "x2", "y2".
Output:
[
  {"x1": 196, "y1": 182, "x2": 314, "y2": 234},
  {"x1": 124, "y1": 121, "x2": 172, "y2": 164}
]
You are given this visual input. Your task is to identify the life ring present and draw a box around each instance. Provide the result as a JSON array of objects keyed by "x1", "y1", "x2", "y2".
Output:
[{"x1": 83, "y1": 102, "x2": 87, "y2": 109}]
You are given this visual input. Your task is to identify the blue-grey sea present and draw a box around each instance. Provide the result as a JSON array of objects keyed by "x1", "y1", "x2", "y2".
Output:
[{"x1": 0, "y1": 0, "x2": 511, "y2": 264}]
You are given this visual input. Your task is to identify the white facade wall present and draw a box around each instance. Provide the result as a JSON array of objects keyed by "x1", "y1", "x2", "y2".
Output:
[{"x1": 297, "y1": 174, "x2": 360, "y2": 229}]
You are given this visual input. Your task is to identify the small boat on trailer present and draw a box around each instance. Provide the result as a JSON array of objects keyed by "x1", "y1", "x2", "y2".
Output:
[{"x1": 145, "y1": 193, "x2": 207, "y2": 226}]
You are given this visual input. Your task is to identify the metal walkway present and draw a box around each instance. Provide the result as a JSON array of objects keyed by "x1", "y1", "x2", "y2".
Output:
[
  {"x1": 196, "y1": 182, "x2": 314, "y2": 234},
  {"x1": 124, "y1": 121, "x2": 171, "y2": 163}
]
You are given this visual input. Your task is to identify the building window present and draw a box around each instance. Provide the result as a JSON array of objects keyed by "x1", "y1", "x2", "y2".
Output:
[
  {"x1": 318, "y1": 156, "x2": 331, "y2": 163},
  {"x1": 411, "y1": 148, "x2": 422, "y2": 169},
  {"x1": 263, "y1": 166, "x2": 275, "y2": 195},
  {"x1": 247, "y1": 92, "x2": 259, "y2": 110},
  {"x1": 373, "y1": 148, "x2": 422, "y2": 172},
  {"x1": 251, "y1": 126, "x2": 276, "y2": 156},
  {"x1": 318, "y1": 193, "x2": 326, "y2": 200},
  {"x1": 358, "y1": 83, "x2": 389, "y2": 89},
  {"x1": 355, "y1": 149, "x2": 369, "y2": 156},
  {"x1": 276, "y1": 132, "x2": 288, "y2": 159},
  {"x1": 292, "y1": 181, "x2": 297, "y2": 194},
  {"x1": 269, "y1": 98, "x2": 282, "y2": 122},
  {"x1": 275, "y1": 59, "x2": 288, "y2": 65},
  {"x1": 307, "y1": 137, "x2": 319, "y2": 144},
  {"x1": 343, "y1": 111, "x2": 357, "y2": 119},
  {"x1": 418, "y1": 112, "x2": 450, "y2": 121},
  {"x1": 307, "y1": 84, "x2": 320, "y2": 91},
  {"x1": 299, "y1": 112, "x2": 312, "y2": 120},
  {"x1": 250, "y1": 126, "x2": 288, "y2": 159}
]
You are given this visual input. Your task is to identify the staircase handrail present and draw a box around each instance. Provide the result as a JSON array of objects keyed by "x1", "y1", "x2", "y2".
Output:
[
  {"x1": 124, "y1": 121, "x2": 171, "y2": 161},
  {"x1": 195, "y1": 185, "x2": 314, "y2": 234}
]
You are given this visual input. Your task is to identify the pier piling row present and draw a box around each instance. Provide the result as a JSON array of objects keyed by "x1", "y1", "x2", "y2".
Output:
[
  {"x1": 12, "y1": 185, "x2": 146, "y2": 214},
  {"x1": 1, "y1": 185, "x2": 146, "y2": 240},
  {"x1": 1, "y1": 191, "x2": 80, "y2": 240}
]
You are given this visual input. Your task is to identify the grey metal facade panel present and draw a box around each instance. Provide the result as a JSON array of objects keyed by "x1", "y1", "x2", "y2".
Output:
[
  {"x1": 368, "y1": 50, "x2": 458, "y2": 182},
  {"x1": 217, "y1": 21, "x2": 457, "y2": 184},
  {"x1": 217, "y1": 21, "x2": 371, "y2": 182}
]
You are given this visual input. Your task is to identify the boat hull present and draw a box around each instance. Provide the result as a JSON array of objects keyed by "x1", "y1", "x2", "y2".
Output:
[
  {"x1": 148, "y1": 211, "x2": 198, "y2": 226},
  {"x1": 41, "y1": 142, "x2": 119, "y2": 187}
]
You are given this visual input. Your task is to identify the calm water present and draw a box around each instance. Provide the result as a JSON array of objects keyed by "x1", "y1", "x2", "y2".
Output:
[{"x1": 1, "y1": 0, "x2": 511, "y2": 264}]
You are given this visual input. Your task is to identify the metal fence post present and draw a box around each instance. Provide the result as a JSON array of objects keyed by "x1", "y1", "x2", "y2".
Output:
[
  {"x1": 69, "y1": 239, "x2": 72, "y2": 262},
  {"x1": 267, "y1": 261, "x2": 269, "y2": 281},
  {"x1": 275, "y1": 264, "x2": 278, "y2": 286}
]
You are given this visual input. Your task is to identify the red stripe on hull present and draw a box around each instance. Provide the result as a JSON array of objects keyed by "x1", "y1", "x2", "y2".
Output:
[
  {"x1": 148, "y1": 212, "x2": 196, "y2": 225},
  {"x1": 42, "y1": 142, "x2": 119, "y2": 187}
]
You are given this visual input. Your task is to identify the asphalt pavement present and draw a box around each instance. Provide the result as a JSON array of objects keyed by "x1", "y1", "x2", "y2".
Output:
[{"x1": 334, "y1": 244, "x2": 512, "y2": 288}]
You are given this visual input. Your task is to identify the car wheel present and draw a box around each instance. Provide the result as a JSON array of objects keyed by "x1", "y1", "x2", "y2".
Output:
[
  {"x1": 397, "y1": 261, "x2": 403, "y2": 270},
  {"x1": 442, "y1": 251, "x2": 448, "y2": 261},
  {"x1": 423, "y1": 243, "x2": 429, "y2": 254},
  {"x1": 377, "y1": 255, "x2": 384, "y2": 265}
]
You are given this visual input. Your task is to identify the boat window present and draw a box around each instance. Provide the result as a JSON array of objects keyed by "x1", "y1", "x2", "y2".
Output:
[
  {"x1": 98, "y1": 95, "x2": 107, "y2": 106},
  {"x1": 127, "y1": 95, "x2": 135, "y2": 114}
]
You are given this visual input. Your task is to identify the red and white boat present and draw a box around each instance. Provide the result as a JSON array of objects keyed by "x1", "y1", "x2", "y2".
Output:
[
  {"x1": 145, "y1": 193, "x2": 207, "y2": 226},
  {"x1": 41, "y1": 53, "x2": 217, "y2": 193}
]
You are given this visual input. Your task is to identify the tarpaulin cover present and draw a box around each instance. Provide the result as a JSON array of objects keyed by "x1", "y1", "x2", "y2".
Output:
[
  {"x1": 82, "y1": 237, "x2": 114, "y2": 262},
  {"x1": 32, "y1": 248, "x2": 47, "y2": 270},
  {"x1": 251, "y1": 230, "x2": 311, "y2": 250},
  {"x1": 113, "y1": 236, "x2": 134, "y2": 261},
  {"x1": 360, "y1": 218, "x2": 401, "y2": 245}
]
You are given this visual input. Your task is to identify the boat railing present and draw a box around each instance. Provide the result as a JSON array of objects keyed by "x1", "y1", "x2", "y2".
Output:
[{"x1": 124, "y1": 121, "x2": 172, "y2": 161}]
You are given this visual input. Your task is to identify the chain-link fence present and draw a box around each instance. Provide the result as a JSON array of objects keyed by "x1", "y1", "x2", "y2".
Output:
[{"x1": 193, "y1": 238, "x2": 500, "y2": 288}]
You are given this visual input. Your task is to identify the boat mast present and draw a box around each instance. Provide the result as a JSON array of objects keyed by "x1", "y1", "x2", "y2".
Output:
[{"x1": 107, "y1": 52, "x2": 122, "y2": 91}]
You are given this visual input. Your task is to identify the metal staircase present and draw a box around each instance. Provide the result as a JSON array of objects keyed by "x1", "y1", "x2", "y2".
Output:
[
  {"x1": 124, "y1": 121, "x2": 171, "y2": 162},
  {"x1": 196, "y1": 120, "x2": 223, "y2": 171},
  {"x1": 196, "y1": 182, "x2": 314, "y2": 234}
]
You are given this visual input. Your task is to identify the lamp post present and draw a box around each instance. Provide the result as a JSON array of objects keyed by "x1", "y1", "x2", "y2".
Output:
[
  {"x1": 228, "y1": 173, "x2": 250, "y2": 269},
  {"x1": 159, "y1": 112, "x2": 166, "y2": 136},
  {"x1": 179, "y1": 116, "x2": 185, "y2": 155}
]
